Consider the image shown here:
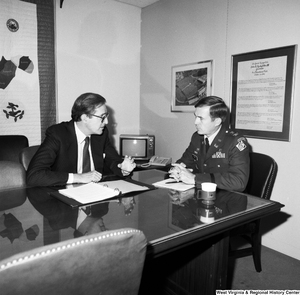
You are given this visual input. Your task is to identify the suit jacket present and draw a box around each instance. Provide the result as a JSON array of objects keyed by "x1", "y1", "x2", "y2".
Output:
[
  {"x1": 27, "y1": 120, "x2": 123, "y2": 186},
  {"x1": 177, "y1": 123, "x2": 250, "y2": 192}
]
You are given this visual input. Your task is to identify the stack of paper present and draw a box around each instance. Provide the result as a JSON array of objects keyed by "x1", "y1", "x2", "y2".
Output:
[{"x1": 59, "y1": 183, "x2": 120, "y2": 203}]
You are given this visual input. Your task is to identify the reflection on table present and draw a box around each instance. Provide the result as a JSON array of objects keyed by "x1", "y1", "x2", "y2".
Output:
[
  {"x1": 0, "y1": 169, "x2": 284, "y2": 294},
  {"x1": 169, "y1": 188, "x2": 247, "y2": 229},
  {"x1": 0, "y1": 169, "x2": 278, "y2": 258}
]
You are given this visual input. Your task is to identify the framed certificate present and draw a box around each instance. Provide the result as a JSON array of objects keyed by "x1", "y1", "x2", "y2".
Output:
[{"x1": 230, "y1": 45, "x2": 297, "y2": 141}]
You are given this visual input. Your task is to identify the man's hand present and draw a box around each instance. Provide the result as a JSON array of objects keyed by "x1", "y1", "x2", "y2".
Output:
[
  {"x1": 169, "y1": 163, "x2": 195, "y2": 185},
  {"x1": 117, "y1": 155, "x2": 136, "y2": 176},
  {"x1": 74, "y1": 171, "x2": 103, "y2": 183},
  {"x1": 168, "y1": 162, "x2": 184, "y2": 181}
]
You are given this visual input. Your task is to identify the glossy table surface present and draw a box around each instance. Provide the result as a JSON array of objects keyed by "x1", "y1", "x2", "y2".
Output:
[{"x1": 0, "y1": 169, "x2": 284, "y2": 261}]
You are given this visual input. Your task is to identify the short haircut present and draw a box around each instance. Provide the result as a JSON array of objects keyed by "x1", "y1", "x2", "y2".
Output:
[
  {"x1": 195, "y1": 96, "x2": 228, "y2": 123},
  {"x1": 71, "y1": 93, "x2": 106, "y2": 121}
]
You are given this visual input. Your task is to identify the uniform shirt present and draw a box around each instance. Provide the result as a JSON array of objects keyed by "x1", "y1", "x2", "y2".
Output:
[
  {"x1": 176, "y1": 123, "x2": 250, "y2": 192},
  {"x1": 205, "y1": 125, "x2": 221, "y2": 145}
]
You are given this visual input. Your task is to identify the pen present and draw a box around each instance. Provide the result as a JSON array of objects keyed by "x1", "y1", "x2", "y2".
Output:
[{"x1": 165, "y1": 181, "x2": 180, "y2": 184}]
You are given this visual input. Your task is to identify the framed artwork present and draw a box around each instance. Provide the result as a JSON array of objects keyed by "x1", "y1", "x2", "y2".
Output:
[
  {"x1": 171, "y1": 60, "x2": 213, "y2": 112},
  {"x1": 230, "y1": 45, "x2": 297, "y2": 141}
]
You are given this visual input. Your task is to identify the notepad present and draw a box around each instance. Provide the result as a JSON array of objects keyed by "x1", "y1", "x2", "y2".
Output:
[
  {"x1": 152, "y1": 178, "x2": 195, "y2": 192},
  {"x1": 57, "y1": 179, "x2": 153, "y2": 205}
]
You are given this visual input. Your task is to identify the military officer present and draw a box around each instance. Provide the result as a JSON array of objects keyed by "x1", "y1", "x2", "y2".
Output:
[{"x1": 169, "y1": 96, "x2": 250, "y2": 192}]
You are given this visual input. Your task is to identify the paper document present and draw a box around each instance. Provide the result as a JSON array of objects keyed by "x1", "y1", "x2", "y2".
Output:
[
  {"x1": 153, "y1": 178, "x2": 194, "y2": 192},
  {"x1": 101, "y1": 180, "x2": 150, "y2": 194},
  {"x1": 59, "y1": 180, "x2": 151, "y2": 204}
]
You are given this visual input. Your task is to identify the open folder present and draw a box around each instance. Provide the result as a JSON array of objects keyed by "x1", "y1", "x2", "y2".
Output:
[{"x1": 50, "y1": 179, "x2": 155, "y2": 207}]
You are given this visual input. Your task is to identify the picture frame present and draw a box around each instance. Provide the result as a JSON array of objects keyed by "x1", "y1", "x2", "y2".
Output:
[
  {"x1": 230, "y1": 45, "x2": 297, "y2": 141},
  {"x1": 171, "y1": 60, "x2": 213, "y2": 112}
]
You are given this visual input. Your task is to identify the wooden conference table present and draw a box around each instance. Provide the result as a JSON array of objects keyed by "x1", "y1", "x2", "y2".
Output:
[{"x1": 0, "y1": 169, "x2": 284, "y2": 294}]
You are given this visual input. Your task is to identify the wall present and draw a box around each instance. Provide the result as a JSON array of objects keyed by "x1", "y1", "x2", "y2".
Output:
[
  {"x1": 55, "y1": 0, "x2": 142, "y2": 148},
  {"x1": 140, "y1": 0, "x2": 300, "y2": 260}
]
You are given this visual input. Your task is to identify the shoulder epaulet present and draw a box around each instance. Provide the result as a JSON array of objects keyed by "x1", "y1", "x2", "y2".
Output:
[
  {"x1": 226, "y1": 129, "x2": 248, "y2": 151},
  {"x1": 227, "y1": 130, "x2": 239, "y2": 137}
]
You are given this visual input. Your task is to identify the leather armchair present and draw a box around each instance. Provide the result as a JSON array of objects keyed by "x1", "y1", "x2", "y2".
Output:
[
  {"x1": 229, "y1": 152, "x2": 278, "y2": 272},
  {"x1": 19, "y1": 145, "x2": 40, "y2": 170},
  {"x1": 0, "y1": 228, "x2": 147, "y2": 295},
  {"x1": 0, "y1": 161, "x2": 26, "y2": 190},
  {"x1": 0, "y1": 135, "x2": 28, "y2": 162}
]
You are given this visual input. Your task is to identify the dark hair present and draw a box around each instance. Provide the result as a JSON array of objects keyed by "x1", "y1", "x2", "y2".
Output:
[
  {"x1": 195, "y1": 96, "x2": 228, "y2": 123},
  {"x1": 71, "y1": 93, "x2": 106, "y2": 121}
]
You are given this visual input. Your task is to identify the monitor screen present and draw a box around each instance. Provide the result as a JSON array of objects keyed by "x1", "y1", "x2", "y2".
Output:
[{"x1": 122, "y1": 139, "x2": 147, "y2": 158}]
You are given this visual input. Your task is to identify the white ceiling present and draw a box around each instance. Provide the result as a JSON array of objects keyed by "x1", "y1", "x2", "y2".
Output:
[{"x1": 114, "y1": 0, "x2": 160, "y2": 8}]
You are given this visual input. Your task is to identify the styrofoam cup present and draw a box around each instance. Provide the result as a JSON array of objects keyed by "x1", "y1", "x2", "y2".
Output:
[
  {"x1": 201, "y1": 182, "x2": 217, "y2": 192},
  {"x1": 200, "y1": 182, "x2": 217, "y2": 200}
]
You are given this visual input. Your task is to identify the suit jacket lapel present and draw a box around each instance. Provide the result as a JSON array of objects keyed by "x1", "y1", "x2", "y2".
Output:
[
  {"x1": 65, "y1": 121, "x2": 78, "y2": 173},
  {"x1": 90, "y1": 131, "x2": 107, "y2": 171}
]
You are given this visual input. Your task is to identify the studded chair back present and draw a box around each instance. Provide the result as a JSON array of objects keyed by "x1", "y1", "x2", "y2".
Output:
[{"x1": 0, "y1": 228, "x2": 147, "y2": 295}]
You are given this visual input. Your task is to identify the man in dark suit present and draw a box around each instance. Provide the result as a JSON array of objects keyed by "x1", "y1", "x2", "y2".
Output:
[
  {"x1": 169, "y1": 96, "x2": 250, "y2": 192},
  {"x1": 27, "y1": 92, "x2": 136, "y2": 187}
]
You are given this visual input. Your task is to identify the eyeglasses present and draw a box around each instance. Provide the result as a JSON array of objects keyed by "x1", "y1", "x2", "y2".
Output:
[{"x1": 90, "y1": 112, "x2": 109, "y2": 123}]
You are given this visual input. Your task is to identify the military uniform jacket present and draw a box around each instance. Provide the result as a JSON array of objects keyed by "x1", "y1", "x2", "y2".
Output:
[{"x1": 177, "y1": 124, "x2": 250, "y2": 192}]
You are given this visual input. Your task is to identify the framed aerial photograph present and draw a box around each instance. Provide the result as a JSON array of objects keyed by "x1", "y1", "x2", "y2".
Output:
[
  {"x1": 230, "y1": 45, "x2": 297, "y2": 141},
  {"x1": 171, "y1": 60, "x2": 213, "y2": 112}
]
